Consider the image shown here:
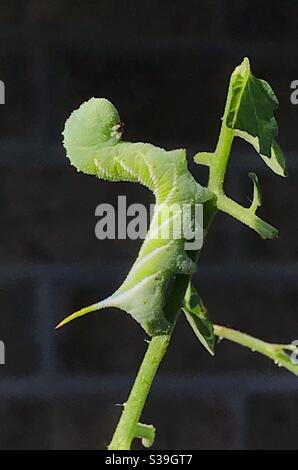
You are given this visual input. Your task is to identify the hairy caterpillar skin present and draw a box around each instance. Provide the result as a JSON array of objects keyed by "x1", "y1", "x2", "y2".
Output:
[{"x1": 60, "y1": 98, "x2": 211, "y2": 335}]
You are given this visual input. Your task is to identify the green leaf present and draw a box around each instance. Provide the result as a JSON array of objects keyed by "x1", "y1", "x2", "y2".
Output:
[
  {"x1": 227, "y1": 57, "x2": 286, "y2": 177},
  {"x1": 236, "y1": 131, "x2": 286, "y2": 177},
  {"x1": 182, "y1": 283, "x2": 215, "y2": 356}
]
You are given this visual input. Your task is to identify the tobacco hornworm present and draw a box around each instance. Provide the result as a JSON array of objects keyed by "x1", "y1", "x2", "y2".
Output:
[{"x1": 59, "y1": 98, "x2": 211, "y2": 335}]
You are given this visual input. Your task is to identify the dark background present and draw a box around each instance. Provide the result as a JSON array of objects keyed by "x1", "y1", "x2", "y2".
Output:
[{"x1": 0, "y1": 0, "x2": 297, "y2": 450}]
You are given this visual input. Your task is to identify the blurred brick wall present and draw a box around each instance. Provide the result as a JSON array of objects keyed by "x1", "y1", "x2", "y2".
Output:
[{"x1": 0, "y1": 0, "x2": 297, "y2": 449}]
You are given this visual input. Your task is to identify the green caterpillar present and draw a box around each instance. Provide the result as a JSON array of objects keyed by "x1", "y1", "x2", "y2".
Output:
[{"x1": 58, "y1": 98, "x2": 211, "y2": 335}]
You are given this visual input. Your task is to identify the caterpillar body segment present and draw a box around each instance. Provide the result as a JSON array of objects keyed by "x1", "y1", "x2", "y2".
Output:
[{"x1": 59, "y1": 98, "x2": 211, "y2": 335}]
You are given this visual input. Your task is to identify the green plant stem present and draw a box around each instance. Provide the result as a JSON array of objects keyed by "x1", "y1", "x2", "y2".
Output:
[
  {"x1": 108, "y1": 265, "x2": 197, "y2": 450},
  {"x1": 208, "y1": 125, "x2": 234, "y2": 194},
  {"x1": 108, "y1": 334, "x2": 170, "y2": 450},
  {"x1": 214, "y1": 324, "x2": 298, "y2": 376},
  {"x1": 208, "y1": 75, "x2": 235, "y2": 194},
  {"x1": 216, "y1": 194, "x2": 278, "y2": 239}
]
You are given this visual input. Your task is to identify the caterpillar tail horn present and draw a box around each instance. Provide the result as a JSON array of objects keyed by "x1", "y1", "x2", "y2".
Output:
[{"x1": 55, "y1": 300, "x2": 109, "y2": 329}]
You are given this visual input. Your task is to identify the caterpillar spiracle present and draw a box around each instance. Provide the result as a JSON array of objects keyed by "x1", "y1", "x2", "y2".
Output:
[{"x1": 58, "y1": 98, "x2": 211, "y2": 336}]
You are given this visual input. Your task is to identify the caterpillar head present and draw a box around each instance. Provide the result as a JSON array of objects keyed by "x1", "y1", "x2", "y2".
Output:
[{"x1": 63, "y1": 98, "x2": 122, "y2": 175}]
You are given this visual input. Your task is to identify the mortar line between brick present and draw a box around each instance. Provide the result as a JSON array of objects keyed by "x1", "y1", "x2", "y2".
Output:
[
  {"x1": 0, "y1": 374, "x2": 296, "y2": 399},
  {"x1": 230, "y1": 395, "x2": 247, "y2": 450},
  {"x1": 36, "y1": 281, "x2": 57, "y2": 375},
  {"x1": 0, "y1": 262, "x2": 296, "y2": 287},
  {"x1": 32, "y1": 45, "x2": 55, "y2": 142}
]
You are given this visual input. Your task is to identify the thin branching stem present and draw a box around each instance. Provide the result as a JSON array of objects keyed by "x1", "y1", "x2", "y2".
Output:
[
  {"x1": 108, "y1": 335, "x2": 170, "y2": 450},
  {"x1": 214, "y1": 325, "x2": 298, "y2": 376}
]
